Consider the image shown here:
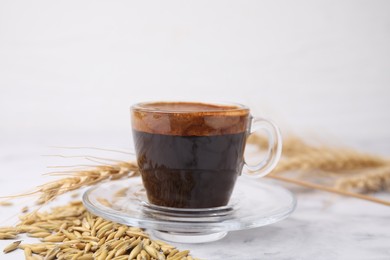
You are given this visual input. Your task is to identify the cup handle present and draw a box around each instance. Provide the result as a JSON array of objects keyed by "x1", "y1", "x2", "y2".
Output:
[{"x1": 243, "y1": 117, "x2": 282, "y2": 178}]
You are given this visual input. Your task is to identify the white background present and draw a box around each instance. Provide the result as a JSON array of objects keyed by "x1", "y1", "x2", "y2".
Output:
[
  {"x1": 1, "y1": 0, "x2": 389, "y2": 152},
  {"x1": 1, "y1": 1, "x2": 390, "y2": 259}
]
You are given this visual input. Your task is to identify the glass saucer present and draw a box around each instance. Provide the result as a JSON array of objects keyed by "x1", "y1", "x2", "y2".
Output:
[{"x1": 82, "y1": 177, "x2": 296, "y2": 243}]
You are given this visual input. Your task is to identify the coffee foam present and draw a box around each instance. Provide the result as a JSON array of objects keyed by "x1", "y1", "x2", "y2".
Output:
[{"x1": 131, "y1": 102, "x2": 250, "y2": 136}]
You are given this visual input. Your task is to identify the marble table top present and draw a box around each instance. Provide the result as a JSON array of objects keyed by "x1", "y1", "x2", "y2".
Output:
[{"x1": 0, "y1": 138, "x2": 389, "y2": 260}]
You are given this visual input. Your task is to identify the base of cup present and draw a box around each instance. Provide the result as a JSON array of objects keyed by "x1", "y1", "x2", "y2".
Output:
[{"x1": 152, "y1": 230, "x2": 228, "y2": 243}]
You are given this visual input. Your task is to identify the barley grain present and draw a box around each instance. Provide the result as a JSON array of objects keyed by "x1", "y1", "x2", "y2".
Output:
[
  {"x1": 128, "y1": 241, "x2": 143, "y2": 259},
  {"x1": 3, "y1": 240, "x2": 21, "y2": 253},
  {"x1": 0, "y1": 201, "x2": 13, "y2": 206},
  {"x1": 144, "y1": 244, "x2": 158, "y2": 259}
]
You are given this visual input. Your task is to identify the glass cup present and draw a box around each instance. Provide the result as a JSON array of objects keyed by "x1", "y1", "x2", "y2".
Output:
[{"x1": 131, "y1": 101, "x2": 282, "y2": 208}]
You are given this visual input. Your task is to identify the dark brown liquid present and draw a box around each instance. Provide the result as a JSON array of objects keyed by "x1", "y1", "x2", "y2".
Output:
[{"x1": 133, "y1": 130, "x2": 247, "y2": 208}]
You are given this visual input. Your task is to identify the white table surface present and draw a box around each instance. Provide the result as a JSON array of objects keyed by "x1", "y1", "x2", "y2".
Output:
[{"x1": 0, "y1": 135, "x2": 389, "y2": 260}]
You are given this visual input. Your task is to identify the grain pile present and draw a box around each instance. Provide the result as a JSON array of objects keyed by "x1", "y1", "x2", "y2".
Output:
[{"x1": 1, "y1": 201, "x2": 195, "y2": 260}]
